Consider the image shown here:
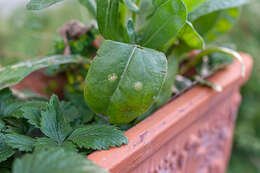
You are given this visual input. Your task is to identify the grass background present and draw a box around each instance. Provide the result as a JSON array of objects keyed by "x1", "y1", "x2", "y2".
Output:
[{"x1": 0, "y1": 1, "x2": 260, "y2": 171}]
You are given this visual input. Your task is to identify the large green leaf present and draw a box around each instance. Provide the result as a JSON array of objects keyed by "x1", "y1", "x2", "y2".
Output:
[
  {"x1": 179, "y1": 21, "x2": 205, "y2": 49},
  {"x1": 193, "y1": 8, "x2": 240, "y2": 41},
  {"x1": 40, "y1": 95, "x2": 73, "y2": 145},
  {"x1": 27, "y1": 0, "x2": 64, "y2": 10},
  {"x1": 84, "y1": 40, "x2": 167, "y2": 124},
  {"x1": 190, "y1": 0, "x2": 251, "y2": 20},
  {"x1": 96, "y1": 0, "x2": 128, "y2": 42},
  {"x1": 12, "y1": 148, "x2": 108, "y2": 173},
  {"x1": 0, "y1": 134, "x2": 14, "y2": 163},
  {"x1": 69, "y1": 125, "x2": 128, "y2": 150},
  {"x1": 182, "y1": 0, "x2": 205, "y2": 12},
  {"x1": 5, "y1": 133, "x2": 35, "y2": 152},
  {"x1": 137, "y1": 0, "x2": 187, "y2": 49},
  {"x1": 0, "y1": 55, "x2": 83, "y2": 90}
]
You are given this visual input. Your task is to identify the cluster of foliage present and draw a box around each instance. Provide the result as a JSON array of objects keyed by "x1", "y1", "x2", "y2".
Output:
[
  {"x1": 0, "y1": 0, "x2": 253, "y2": 172},
  {"x1": 226, "y1": 1, "x2": 260, "y2": 172}
]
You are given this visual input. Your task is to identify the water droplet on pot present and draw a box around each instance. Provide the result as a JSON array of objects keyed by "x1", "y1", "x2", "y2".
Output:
[
  {"x1": 134, "y1": 82, "x2": 143, "y2": 91},
  {"x1": 108, "y1": 73, "x2": 118, "y2": 81}
]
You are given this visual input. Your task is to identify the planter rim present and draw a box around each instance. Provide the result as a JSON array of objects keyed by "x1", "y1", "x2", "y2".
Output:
[{"x1": 88, "y1": 53, "x2": 253, "y2": 172}]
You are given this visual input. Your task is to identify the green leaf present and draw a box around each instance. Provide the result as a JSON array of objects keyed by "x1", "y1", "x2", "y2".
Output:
[
  {"x1": 0, "y1": 119, "x2": 5, "y2": 131},
  {"x1": 190, "y1": 0, "x2": 251, "y2": 20},
  {"x1": 69, "y1": 125, "x2": 128, "y2": 150},
  {"x1": 123, "y1": 0, "x2": 139, "y2": 12},
  {"x1": 40, "y1": 95, "x2": 73, "y2": 145},
  {"x1": 35, "y1": 138, "x2": 77, "y2": 152},
  {"x1": 182, "y1": 0, "x2": 205, "y2": 12},
  {"x1": 179, "y1": 21, "x2": 205, "y2": 49},
  {"x1": 84, "y1": 40, "x2": 167, "y2": 124},
  {"x1": 193, "y1": 8, "x2": 240, "y2": 41},
  {"x1": 12, "y1": 148, "x2": 108, "y2": 173},
  {"x1": 79, "y1": 0, "x2": 96, "y2": 18},
  {"x1": 126, "y1": 18, "x2": 136, "y2": 44},
  {"x1": 137, "y1": 0, "x2": 187, "y2": 49},
  {"x1": 5, "y1": 133, "x2": 35, "y2": 152},
  {"x1": 22, "y1": 101, "x2": 47, "y2": 128},
  {"x1": 97, "y1": 0, "x2": 128, "y2": 42},
  {"x1": 0, "y1": 134, "x2": 14, "y2": 163},
  {"x1": 26, "y1": 0, "x2": 64, "y2": 10},
  {"x1": 155, "y1": 55, "x2": 178, "y2": 108},
  {"x1": 0, "y1": 55, "x2": 83, "y2": 90}
]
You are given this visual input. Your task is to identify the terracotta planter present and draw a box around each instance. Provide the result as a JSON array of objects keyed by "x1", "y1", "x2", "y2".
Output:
[{"x1": 88, "y1": 53, "x2": 253, "y2": 173}]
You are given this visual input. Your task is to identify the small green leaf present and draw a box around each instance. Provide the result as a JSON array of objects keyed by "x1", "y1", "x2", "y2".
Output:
[
  {"x1": 126, "y1": 18, "x2": 136, "y2": 44},
  {"x1": 12, "y1": 148, "x2": 108, "y2": 173},
  {"x1": 84, "y1": 40, "x2": 167, "y2": 124},
  {"x1": 179, "y1": 21, "x2": 205, "y2": 49},
  {"x1": 35, "y1": 138, "x2": 77, "y2": 152},
  {"x1": 0, "y1": 55, "x2": 83, "y2": 90},
  {"x1": 137, "y1": 0, "x2": 187, "y2": 49},
  {"x1": 190, "y1": 0, "x2": 251, "y2": 20},
  {"x1": 123, "y1": 0, "x2": 139, "y2": 12},
  {"x1": 0, "y1": 134, "x2": 15, "y2": 163},
  {"x1": 0, "y1": 120, "x2": 5, "y2": 131},
  {"x1": 22, "y1": 101, "x2": 47, "y2": 128},
  {"x1": 69, "y1": 125, "x2": 128, "y2": 150},
  {"x1": 5, "y1": 133, "x2": 35, "y2": 152},
  {"x1": 182, "y1": 0, "x2": 205, "y2": 12},
  {"x1": 97, "y1": 0, "x2": 128, "y2": 42},
  {"x1": 78, "y1": 0, "x2": 96, "y2": 18},
  {"x1": 27, "y1": 0, "x2": 64, "y2": 10},
  {"x1": 155, "y1": 55, "x2": 178, "y2": 108},
  {"x1": 40, "y1": 95, "x2": 73, "y2": 145}
]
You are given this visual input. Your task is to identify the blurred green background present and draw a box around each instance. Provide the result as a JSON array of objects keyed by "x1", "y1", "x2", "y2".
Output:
[{"x1": 0, "y1": 0, "x2": 260, "y2": 172}]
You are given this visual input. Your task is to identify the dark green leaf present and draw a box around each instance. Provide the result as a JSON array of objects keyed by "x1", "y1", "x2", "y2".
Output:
[
  {"x1": 84, "y1": 40, "x2": 167, "y2": 124},
  {"x1": 137, "y1": 0, "x2": 187, "y2": 49},
  {"x1": 0, "y1": 55, "x2": 83, "y2": 90},
  {"x1": 179, "y1": 21, "x2": 205, "y2": 49},
  {"x1": 0, "y1": 134, "x2": 15, "y2": 163},
  {"x1": 183, "y1": 0, "x2": 205, "y2": 12},
  {"x1": 40, "y1": 95, "x2": 72, "y2": 145},
  {"x1": 12, "y1": 148, "x2": 108, "y2": 173},
  {"x1": 97, "y1": 0, "x2": 128, "y2": 42},
  {"x1": 35, "y1": 137, "x2": 77, "y2": 152},
  {"x1": 22, "y1": 101, "x2": 47, "y2": 128},
  {"x1": 69, "y1": 125, "x2": 128, "y2": 150},
  {"x1": 27, "y1": 0, "x2": 64, "y2": 10},
  {"x1": 79, "y1": 0, "x2": 96, "y2": 18},
  {"x1": 5, "y1": 133, "x2": 35, "y2": 152},
  {"x1": 0, "y1": 120, "x2": 5, "y2": 131},
  {"x1": 190, "y1": 0, "x2": 251, "y2": 20}
]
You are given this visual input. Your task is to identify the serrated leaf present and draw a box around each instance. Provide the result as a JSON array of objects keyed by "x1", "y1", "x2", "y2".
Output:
[
  {"x1": 69, "y1": 125, "x2": 128, "y2": 150},
  {"x1": 182, "y1": 0, "x2": 205, "y2": 12},
  {"x1": 137, "y1": 0, "x2": 187, "y2": 49},
  {"x1": 0, "y1": 134, "x2": 15, "y2": 163},
  {"x1": 84, "y1": 40, "x2": 167, "y2": 124},
  {"x1": 190, "y1": 0, "x2": 251, "y2": 20},
  {"x1": 26, "y1": 0, "x2": 64, "y2": 10},
  {"x1": 60, "y1": 101, "x2": 81, "y2": 123},
  {"x1": 35, "y1": 137, "x2": 77, "y2": 152},
  {"x1": 0, "y1": 55, "x2": 83, "y2": 90},
  {"x1": 79, "y1": 0, "x2": 96, "y2": 18},
  {"x1": 12, "y1": 148, "x2": 108, "y2": 173},
  {"x1": 179, "y1": 21, "x2": 205, "y2": 49},
  {"x1": 5, "y1": 133, "x2": 35, "y2": 152},
  {"x1": 40, "y1": 95, "x2": 73, "y2": 145},
  {"x1": 22, "y1": 101, "x2": 47, "y2": 128},
  {"x1": 97, "y1": 0, "x2": 128, "y2": 42}
]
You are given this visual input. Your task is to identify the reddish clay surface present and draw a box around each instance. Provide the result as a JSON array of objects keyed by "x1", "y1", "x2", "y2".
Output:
[{"x1": 88, "y1": 54, "x2": 253, "y2": 173}]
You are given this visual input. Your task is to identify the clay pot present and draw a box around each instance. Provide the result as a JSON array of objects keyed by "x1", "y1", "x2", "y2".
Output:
[{"x1": 88, "y1": 53, "x2": 253, "y2": 173}]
